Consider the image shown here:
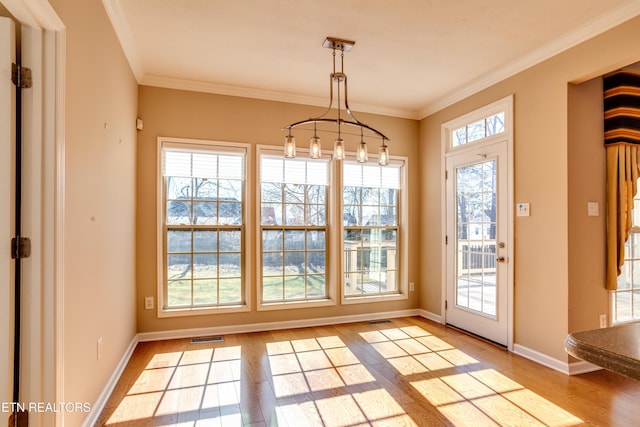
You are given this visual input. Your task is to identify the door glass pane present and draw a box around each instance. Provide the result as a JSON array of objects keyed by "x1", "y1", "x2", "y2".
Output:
[{"x1": 455, "y1": 159, "x2": 497, "y2": 317}]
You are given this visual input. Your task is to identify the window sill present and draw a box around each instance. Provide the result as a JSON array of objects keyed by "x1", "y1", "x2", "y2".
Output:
[
  {"x1": 157, "y1": 304, "x2": 250, "y2": 318},
  {"x1": 257, "y1": 298, "x2": 336, "y2": 312}
]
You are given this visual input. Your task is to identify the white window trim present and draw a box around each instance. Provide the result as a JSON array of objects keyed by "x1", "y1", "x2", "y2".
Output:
[
  {"x1": 156, "y1": 137, "x2": 252, "y2": 318},
  {"x1": 340, "y1": 153, "x2": 409, "y2": 305},
  {"x1": 256, "y1": 145, "x2": 337, "y2": 311}
]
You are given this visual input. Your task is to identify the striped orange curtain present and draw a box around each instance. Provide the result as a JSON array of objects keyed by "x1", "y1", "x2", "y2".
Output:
[{"x1": 604, "y1": 70, "x2": 640, "y2": 290}]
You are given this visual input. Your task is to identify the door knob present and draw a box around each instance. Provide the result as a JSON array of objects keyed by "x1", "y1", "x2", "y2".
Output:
[{"x1": 496, "y1": 256, "x2": 506, "y2": 262}]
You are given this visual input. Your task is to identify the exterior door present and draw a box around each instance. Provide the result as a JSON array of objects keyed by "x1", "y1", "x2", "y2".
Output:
[
  {"x1": 445, "y1": 140, "x2": 509, "y2": 346},
  {"x1": 1, "y1": 15, "x2": 16, "y2": 427}
]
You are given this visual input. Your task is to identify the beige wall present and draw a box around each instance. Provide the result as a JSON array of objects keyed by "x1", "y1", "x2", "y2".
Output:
[
  {"x1": 420, "y1": 16, "x2": 640, "y2": 361},
  {"x1": 48, "y1": 0, "x2": 138, "y2": 424},
  {"x1": 568, "y1": 78, "x2": 608, "y2": 333},
  {"x1": 136, "y1": 86, "x2": 420, "y2": 333}
]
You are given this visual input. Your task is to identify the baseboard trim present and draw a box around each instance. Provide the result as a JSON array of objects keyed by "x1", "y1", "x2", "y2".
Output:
[
  {"x1": 418, "y1": 309, "x2": 443, "y2": 324},
  {"x1": 567, "y1": 359, "x2": 602, "y2": 375},
  {"x1": 137, "y1": 309, "x2": 421, "y2": 342},
  {"x1": 82, "y1": 334, "x2": 139, "y2": 427},
  {"x1": 512, "y1": 343, "x2": 573, "y2": 374}
]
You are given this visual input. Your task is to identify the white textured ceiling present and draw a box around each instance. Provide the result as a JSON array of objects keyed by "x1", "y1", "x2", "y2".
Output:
[{"x1": 104, "y1": 0, "x2": 640, "y2": 119}]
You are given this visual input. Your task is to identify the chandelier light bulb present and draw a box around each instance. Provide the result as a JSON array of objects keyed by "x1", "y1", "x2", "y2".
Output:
[
  {"x1": 378, "y1": 143, "x2": 389, "y2": 166},
  {"x1": 356, "y1": 140, "x2": 368, "y2": 163},
  {"x1": 310, "y1": 136, "x2": 321, "y2": 159},
  {"x1": 284, "y1": 134, "x2": 296, "y2": 158},
  {"x1": 334, "y1": 138, "x2": 345, "y2": 160}
]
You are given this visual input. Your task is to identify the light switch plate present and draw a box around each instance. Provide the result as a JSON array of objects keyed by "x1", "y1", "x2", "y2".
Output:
[
  {"x1": 516, "y1": 202, "x2": 530, "y2": 217},
  {"x1": 587, "y1": 201, "x2": 599, "y2": 217}
]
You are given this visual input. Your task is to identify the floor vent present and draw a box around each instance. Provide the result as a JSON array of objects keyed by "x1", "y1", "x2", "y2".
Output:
[
  {"x1": 190, "y1": 336, "x2": 224, "y2": 344},
  {"x1": 367, "y1": 319, "x2": 391, "y2": 325}
]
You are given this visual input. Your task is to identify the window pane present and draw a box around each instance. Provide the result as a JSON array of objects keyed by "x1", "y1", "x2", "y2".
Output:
[
  {"x1": 453, "y1": 127, "x2": 467, "y2": 147},
  {"x1": 263, "y1": 277, "x2": 283, "y2": 301},
  {"x1": 263, "y1": 253, "x2": 283, "y2": 276},
  {"x1": 262, "y1": 182, "x2": 282, "y2": 202},
  {"x1": 167, "y1": 254, "x2": 191, "y2": 280},
  {"x1": 194, "y1": 201, "x2": 216, "y2": 224},
  {"x1": 343, "y1": 206, "x2": 360, "y2": 226},
  {"x1": 220, "y1": 253, "x2": 241, "y2": 277},
  {"x1": 306, "y1": 275, "x2": 326, "y2": 297},
  {"x1": 167, "y1": 280, "x2": 191, "y2": 306},
  {"x1": 307, "y1": 185, "x2": 326, "y2": 204},
  {"x1": 467, "y1": 119, "x2": 485, "y2": 142},
  {"x1": 168, "y1": 230, "x2": 191, "y2": 252},
  {"x1": 284, "y1": 183, "x2": 305, "y2": 203},
  {"x1": 284, "y1": 252, "x2": 305, "y2": 274},
  {"x1": 194, "y1": 254, "x2": 217, "y2": 278},
  {"x1": 193, "y1": 179, "x2": 217, "y2": 200},
  {"x1": 284, "y1": 230, "x2": 304, "y2": 250},
  {"x1": 486, "y1": 112, "x2": 505, "y2": 136},
  {"x1": 263, "y1": 230, "x2": 283, "y2": 251},
  {"x1": 167, "y1": 201, "x2": 191, "y2": 225},
  {"x1": 284, "y1": 276, "x2": 305, "y2": 299},
  {"x1": 219, "y1": 179, "x2": 242, "y2": 200},
  {"x1": 261, "y1": 203, "x2": 282, "y2": 225},
  {"x1": 307, "y1": 205, "x2": 325, "y2": 226},
  {"x1": 219, "y1": 230, "x2": 241, "y2": 252},
  {"x1": 307, "y1": 252, "x2": 326, "y2": 274},
  {"x1": 193, "y1": 279, "x2": 217, "y2": 305},
  {"x1": 219, "y1": 202, "x2": 241, "y2": 225},
  {"x1": 344, "y1": 186, "x2": 361, "y2": 206},
  {"x1": 219, "y1": 278, "x2": 242, "y2": 303},
  {"x1": 285, "y1": 204, "x2": 304, "y2": 225},
  {"x1": 380, "y1": 188, "x2": 397, "y2": 206},
  {"x1": 307, "y1": 231, "x2": 325, "y2": 250},
  {"x1": 167, "y1": 177, "x2": 192, "y2": 199}
]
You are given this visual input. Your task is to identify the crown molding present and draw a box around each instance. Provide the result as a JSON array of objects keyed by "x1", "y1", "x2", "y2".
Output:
[
  {"x1": 102, "y1": 0, "x2": 144, "y2": 81},
  {"x1": 141, "y1": 74, "x2": 420, "y2": 120},
  {"x1": 418, "y1": 0, "x2": 640, "y2": 118}
]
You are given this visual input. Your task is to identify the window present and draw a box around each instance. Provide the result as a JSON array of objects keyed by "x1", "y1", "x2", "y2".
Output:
[
  {"x1": 343, "y1": 161, "x2": 402, "y2": 297},
  {"x1": 452, "y1": 112, "x2": 505, "y2": 147},
  {"x1": 259, "y1": 155, "x2": 329, "y2": 305},
  {"x1": 159, "y1": 138, "x2": 248, "y2": 316},
  {"x1": 613, "y1": 193, "x2": 640, "y2": 323}
]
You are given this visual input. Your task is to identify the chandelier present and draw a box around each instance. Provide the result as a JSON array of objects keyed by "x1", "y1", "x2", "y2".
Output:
[{"x1": 282, "y1": 37, "x2": 390, "y2": 165}]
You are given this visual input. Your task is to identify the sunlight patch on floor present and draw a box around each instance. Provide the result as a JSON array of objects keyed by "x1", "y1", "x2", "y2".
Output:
[
  {"x1": 105, "y1": 346, "x2": 243, "y2": 425},
  {"x1": 411, "y1": 369, "x2": 584, "y2": 426}
]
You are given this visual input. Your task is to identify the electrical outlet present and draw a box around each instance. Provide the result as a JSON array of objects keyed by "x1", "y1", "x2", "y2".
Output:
[
  {"x1": 599, "y1": 314, "x2": 607, "y2": 329},
  {"x1": 97, "y1": 337, "x2": 103, "y2": 360},
  {"x1": 145, "y1": 296, "x2": 154, "y2": 310},
  {"x1": 409, "y1": 282, "x2": 415, "y2": 292}
]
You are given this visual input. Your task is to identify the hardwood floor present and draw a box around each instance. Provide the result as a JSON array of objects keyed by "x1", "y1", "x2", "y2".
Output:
[{"x1": 96, "y1": 317, "x2": 640, "y2": 426}]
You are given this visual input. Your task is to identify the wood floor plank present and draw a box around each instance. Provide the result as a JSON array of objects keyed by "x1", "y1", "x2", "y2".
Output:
[{"x1": 96, "y1": 317, "x2": 640, "y2": 426}]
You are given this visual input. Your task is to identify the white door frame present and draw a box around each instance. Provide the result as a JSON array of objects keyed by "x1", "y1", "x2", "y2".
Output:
[
  {"x1": 0, "y1": 15, "x2": 16, "y2": 427},
  {"x1": 0, "y1": 1, "x2": 65, "y2": 425},
  {"x1": 440, "y1": 95, "x2": 514, "y2": 350}
]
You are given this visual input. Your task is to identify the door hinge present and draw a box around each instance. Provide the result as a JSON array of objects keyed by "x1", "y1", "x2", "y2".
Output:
[
  {"x1": 12, "y1": 63, "x2": 32, "y2": 88},
  {"x1": 445, "y1": 235, "x2": 448, "y2": 245},
  {"x1": 11, "y1": 237, "x2": 31, "y2": 259},
  {"x1": 445, "y1": 300, "x2": 448, "y2": 310},
  {"x1": 445, "y1": 170, "x2": 448, "y2": 180}
]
